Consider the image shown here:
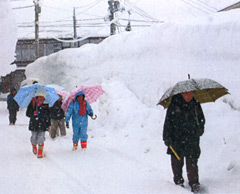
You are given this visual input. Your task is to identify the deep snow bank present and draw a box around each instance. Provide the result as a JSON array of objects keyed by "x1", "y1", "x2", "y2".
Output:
[{"x1": 25, "y1": 10, "x2": 240, "y2": 109}]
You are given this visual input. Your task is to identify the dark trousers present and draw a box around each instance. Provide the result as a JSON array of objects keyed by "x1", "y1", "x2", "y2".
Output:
[
  {"x1": 8, "y1": 109, "x2": 17, "y2": 124},
  {"x1": 171, "y1": 155, "x2": 199, "y2": 187}
]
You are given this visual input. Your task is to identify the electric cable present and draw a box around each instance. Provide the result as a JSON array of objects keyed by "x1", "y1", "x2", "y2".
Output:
[
  {"x1": 195, "y1": 0, "x2": 218, "y2": 11},
  {"x1": 12, "y1": 5, "x2": 34, "y2": 9},
  {"x1": 179, "y1": 0, "x2": 212, "y2": 14},
  {"x1": 188, "y1": 0, "x2": 216, "y2": 12},
  {"x1": 122, "y1": 0, "x2": 159, "y2": 22}
]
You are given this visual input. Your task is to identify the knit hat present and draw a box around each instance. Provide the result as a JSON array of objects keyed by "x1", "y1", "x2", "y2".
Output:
[{"x1": 35, "y1": 87, "x2": 46, "y2": 98}]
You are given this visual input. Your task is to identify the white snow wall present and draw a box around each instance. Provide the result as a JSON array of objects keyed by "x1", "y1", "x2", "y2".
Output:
[{"x1": 25, "y1": 10, "x2": 240, "y2": 108}]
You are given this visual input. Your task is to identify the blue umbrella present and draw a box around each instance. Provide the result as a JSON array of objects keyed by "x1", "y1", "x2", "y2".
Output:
[{"x1": 14, "y1": 84, "x2": 59, "y2": 108}]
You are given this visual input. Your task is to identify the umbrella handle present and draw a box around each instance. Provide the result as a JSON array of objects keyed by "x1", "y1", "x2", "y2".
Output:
[
  {"x1": 169, "y1": 145, "x2": 181, "y2": 161},
  {"x1": 91, "y1": 115, "x2": 97, "y2": 120}
]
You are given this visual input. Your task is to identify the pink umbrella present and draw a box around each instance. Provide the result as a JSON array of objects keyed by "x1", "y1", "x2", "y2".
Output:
[
  {"x1": 55, "y1": 89, "x2": 69, "y2": 100},
  {"x1": 61, "y1": 85, "x2": 104, "y2": 112}
]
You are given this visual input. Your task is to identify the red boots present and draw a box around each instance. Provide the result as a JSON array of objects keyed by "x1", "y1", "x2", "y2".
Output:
[
  {"x1": 32, "y1": 144, "x2": 37, "y2": 154},
  {"x1": 73, "y1": 142, "x2": 78, "y2": 151},
  {"x1": 37, "y1": 144, "x2": 44, "y2": 158},
  {"x1": 72, "y1": 141, "x2": 87, "y2": 151},
  {"x1": 81, "y1": 141, "x2": 87, "y2": 149},
  {"x1": 32, "y1": 144, "x2": 44, "y2": 158}
]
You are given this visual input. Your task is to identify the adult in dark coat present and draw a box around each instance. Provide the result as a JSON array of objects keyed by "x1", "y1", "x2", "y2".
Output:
[
  {"x1": 7, "y1": 87, "x2": 19, "y2": 125},
  {"x1": 163, "y1": 91, "x2": 205, "y2": 192}
]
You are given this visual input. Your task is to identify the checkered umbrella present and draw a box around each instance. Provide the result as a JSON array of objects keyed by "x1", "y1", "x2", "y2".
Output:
[
  {"x1": 61, "y1": 85, "x2": 104, "y2": 112},
  {"x1": 157, "y1": 78, "x2": 229, "y2": 109}
]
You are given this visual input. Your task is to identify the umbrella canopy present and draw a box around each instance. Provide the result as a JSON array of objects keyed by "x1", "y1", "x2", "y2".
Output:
[
  {"x1": 14, "y1": 84, "x2": 59, "y2": 108},
  {"x1": 158, "y1": 78, "x2": 229, "y2": 109},
  {"x1": 46, "y1": 84, "x2": 69, "y2": 100},
  {"x1": 62, "y1": 85, "x2": 104, "y2": 112}
]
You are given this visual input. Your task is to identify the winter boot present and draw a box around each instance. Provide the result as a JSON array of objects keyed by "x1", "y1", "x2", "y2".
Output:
[
  {"x1": 32, "y1": 144, "x2": 37, "y2": 154},
  {"x1": 81, "y1": 141, "x2": 87, "y2": 150},
  {"x1": 191, "y1": 183, "x2": 200, "y2": 193},
  {"x1": 72, "y1": 142, "x2": 78, "y2": 151},
  {"x1": 37, "y1": 144, "x2": 44, "y2": 158}
]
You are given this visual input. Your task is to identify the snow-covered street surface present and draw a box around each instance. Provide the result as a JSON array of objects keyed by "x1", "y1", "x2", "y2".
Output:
[
  {"x1": 1, "y1": 91, "x2": 240, "y2": 194},
  {"x1": 0, "y1": 101, "x2": 170, "y2": 194}
]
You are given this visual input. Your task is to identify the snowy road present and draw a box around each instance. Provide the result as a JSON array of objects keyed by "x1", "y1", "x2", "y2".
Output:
[
  {"x1": 0, "y1": 102, "x2": 184, "y2": 194},
  {"x1": 1, "y1": 99, "x2": 240, "y2": 194}
]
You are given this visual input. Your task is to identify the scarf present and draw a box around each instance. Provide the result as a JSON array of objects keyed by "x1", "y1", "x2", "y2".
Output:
[{"x1": 78, "y1": 101, "x2": 87, "y2": 116}]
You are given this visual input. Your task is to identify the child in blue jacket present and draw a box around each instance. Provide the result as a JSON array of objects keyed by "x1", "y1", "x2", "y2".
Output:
[{"x1": 65, "y1": 91, "x2": 94, "y2": 150}]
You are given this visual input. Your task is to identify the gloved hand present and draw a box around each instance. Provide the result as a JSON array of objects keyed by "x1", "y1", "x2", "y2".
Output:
[
  {"x1": 34, "y1": 110, "x2": 39, "y2": 116},
  {"x1": 66, "y1": 122, "x2": 69, "y2": 128},
  {"x1": 164, "y1": 140, "x2": 172, "y2": 147}
]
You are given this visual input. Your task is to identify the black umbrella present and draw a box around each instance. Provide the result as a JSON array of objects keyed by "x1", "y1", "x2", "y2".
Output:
[{"x1": 158, "y1": 78, "x2": 229, "y2": 109}]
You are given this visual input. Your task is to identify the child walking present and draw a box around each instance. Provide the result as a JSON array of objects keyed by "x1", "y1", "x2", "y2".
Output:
[
  {"x1": 65, "y1": 90, "x2": 94, "y2": 151},
  {"x1": 49, "y1": 96, "x2": 66, "y2": 139},
  {"x1": 26, "y1": 87, "x2": 51, "y2": 158}
]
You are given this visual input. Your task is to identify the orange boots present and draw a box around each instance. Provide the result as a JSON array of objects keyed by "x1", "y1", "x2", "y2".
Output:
[{"x1": 37, "y1": 144, "x2": 44, "y2": 158}]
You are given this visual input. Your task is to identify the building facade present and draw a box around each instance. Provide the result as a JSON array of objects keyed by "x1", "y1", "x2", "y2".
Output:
[{"x1": 1, "y1": 36, "x2": 107, "y2": 93}]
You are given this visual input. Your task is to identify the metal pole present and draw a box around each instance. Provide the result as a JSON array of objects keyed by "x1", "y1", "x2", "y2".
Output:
[
  {"x1": 108, "y1": 0, "x2": 116, "y2": 35},
  {"x1": 34, "y1": 0, "x2": 40, "y2": 59},
  {"x1": 73, "y1": 7, "x2": 77, "y2": 48}
]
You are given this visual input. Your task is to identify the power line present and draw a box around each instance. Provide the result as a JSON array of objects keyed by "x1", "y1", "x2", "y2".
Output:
[
  {"x1": 170, "y1": 0, "x2": 198, "y2": 17},
  {"x1": 122, "y1": 0, "x2": 159, "y2": 22},
  {"x1": 42, "y1": 5, "x2": 72, "y2": 12},
  {"x1": 12, "y1": 5, "x2": 34, "y2": 9},
  {"x1": 188, "y1": 0, "x2": 216, "y2": 12},
  {"x1": 195, "y1": 0, "x2": 218, "y2": 11},
  {"x1": 15, "y1": 0, "x2": 156, "y2": 39},
  {"x1": 119, "y1": 18, "x2": 162, "y2": 23},
  {"x1": 179, "y1": 0, "x2": 212, "y2": 14},
  {"x1": 75, "y1": 0, "x2": 103, "y2": 9},
  {"x1": 10, "y1": 0, "x2": 28, "y2": 1},
  {"x1": 75, "y1": 0, "x2": 104, "y2": 17}
]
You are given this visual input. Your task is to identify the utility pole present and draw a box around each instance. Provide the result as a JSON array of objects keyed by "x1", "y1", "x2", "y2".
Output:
[
  {"x1": 34, "y1": 0, "x2": 41, "y2": 59},
  {"x1": 108, "y1": 0, "x2": 120, "y2": 35},
  {"x1": 125, "y1": 11, "x2": 132, "y2": 32},
  {"x1": 73, "y1": 7, "x2": 77, "y2": 48}
]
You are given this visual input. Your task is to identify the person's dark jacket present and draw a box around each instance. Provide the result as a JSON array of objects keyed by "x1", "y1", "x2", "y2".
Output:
[
  {"x1": 7, "y1": 89, "x2": 19, "y2": 111},
  {"x1": 50, "y1": 100, "x2": 65, "y2": 120},
  {"x1": 26, "y1": 101, "x2": 51, "y2": 132},
  {"x1": 163, "y1": 94, "x2": 205, "y2": 159}
]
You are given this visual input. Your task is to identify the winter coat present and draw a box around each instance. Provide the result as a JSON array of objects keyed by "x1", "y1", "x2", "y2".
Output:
[
  {"x1": 65, "y1": 91, "x2": 93, "y2": 129},
  {"x1": 7, "y1": 89, "x2": 19, "y2": 111},
  {"x1": 163, "y1": 94, "x2": 205, "y2": 159},
  {"x1": 50, "y1": 100, "x2": 65, "y2": 120},
  {"x1": 26, "y1": 101, "x2": 51, "y2": 132}
]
